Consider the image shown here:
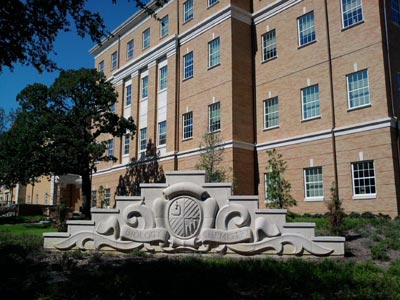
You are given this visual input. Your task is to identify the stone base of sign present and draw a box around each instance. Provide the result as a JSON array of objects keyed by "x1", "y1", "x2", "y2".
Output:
[{"x1": 43, "y1": 171, "x2": 345, "y2": 256}]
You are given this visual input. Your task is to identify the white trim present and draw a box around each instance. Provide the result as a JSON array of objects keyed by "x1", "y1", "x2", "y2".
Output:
[
  {"x1": 334, "y1": 118, "x2": 394, "y2": 136},
  {"x1": 254, "y1": 0, "x2": 304, "y2": 25}
]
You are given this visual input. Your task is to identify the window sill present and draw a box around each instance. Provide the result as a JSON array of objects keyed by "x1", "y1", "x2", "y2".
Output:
[
  {"x1": 182, "y1": 137, "x2": 193, "y2": 142},
  {"x1": 207, "y1": 1, "x2": 219, "y2": 9},
  {"x1": 160, "y1": 34, "x2": 168, "y2": 40},
  {"x1": 263, "y1": 125, "x2": 279, "y2": 131},
  {"x1": 158, "y1": 88, "x2": 167, "y2": 93},
  {"x1": 127, "y1": 56, "x2": 134, "y2": 61},
  {"x1": 183, "y1": 18, "x2": 193, "y2": 25},
  {"x1": 208, "y1": 63, "x2": 220, "y2": 70},
  {"x1": 341, "y1": 20, "x2": 364, "y2": 32},
  {"x1": 157, "y1": 144, "x2": 166, "y2": 149},
  {"x1": 262, "y1": 56, "x2": 278, "y2": 64},
  {"x1": 140, "y1": 97, "x2": 148, "y2": 101},
  {"x1": 124, "y1": 104, "x2": 132, "y2": 109},
  {"x1": 304, "y1": 197, "x2": 324, "y2": 202},
  {"x1": 347, "y1": 103, "x2": 371, "y2": 112},
  {"x1": 353, "y1": 194, "x2": 376, "y2": 200},
  {"x1": 298, "y1": 40, "x2": 317, "y2": 49},
  {"x1": 301, "y1": 115, "x2": 321, "y2": 123},
  {"x1": 182, "y1": 75, "x2": 193, "y2": 82},
  {"x1": 208, "y1": 129, "x2": 221, "y2": 134}
]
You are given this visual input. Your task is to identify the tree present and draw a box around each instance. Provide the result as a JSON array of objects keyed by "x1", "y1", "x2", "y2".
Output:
[
  {"x1": 195, "y1": 132, "x2": 228, "y2": 183},
  {"x1": 326, "y1": 183, "x2": 345, "y2": 235},
  {"x1": 265, "y1": 149, "x2": 296, "y2": 209},
  {"x1": 0, "y1": 68, "x2": 136, "y2": 217},
  {"x1": 0, "y1": 0, "x2": 168, "y2": 73}
]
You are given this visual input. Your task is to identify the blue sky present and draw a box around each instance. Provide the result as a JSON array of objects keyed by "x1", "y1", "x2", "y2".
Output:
[{"x1": 0, "y1": 1, "x2": 140, "y2": 114}]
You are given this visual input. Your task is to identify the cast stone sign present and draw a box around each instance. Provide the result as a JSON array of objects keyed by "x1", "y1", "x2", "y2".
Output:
[{"x1": 43, "y1": 171, "x2": 344, "y2": 256}]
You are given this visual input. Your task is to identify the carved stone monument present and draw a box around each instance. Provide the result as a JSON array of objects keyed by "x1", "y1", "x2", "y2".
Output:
[{"x1": 44, "y1": 171, "x2": 345, "y2": 256}]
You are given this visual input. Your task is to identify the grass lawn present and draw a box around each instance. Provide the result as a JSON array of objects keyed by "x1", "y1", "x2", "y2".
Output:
[{"x1": 0, "y1": 223, "x2": 57, "y2": 236}]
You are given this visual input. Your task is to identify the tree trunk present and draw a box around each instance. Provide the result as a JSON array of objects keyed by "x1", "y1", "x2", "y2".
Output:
[{"x1": 81, "y1": 170, "x2": 92, "y2": 218}]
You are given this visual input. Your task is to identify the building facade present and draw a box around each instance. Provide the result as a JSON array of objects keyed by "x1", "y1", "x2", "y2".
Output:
[{"x1": 90, "y1": 0, "x2": 400, "y2": 217}]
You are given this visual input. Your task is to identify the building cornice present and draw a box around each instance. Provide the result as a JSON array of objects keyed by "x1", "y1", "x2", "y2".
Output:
[{"x1": 253, "y1": 0, "x2": 303, "y2": 25}]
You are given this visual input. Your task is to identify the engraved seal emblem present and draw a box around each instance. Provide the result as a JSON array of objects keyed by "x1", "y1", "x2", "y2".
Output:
[{"x1": 167, "y1": 196, "x2": 202, "y2": 239}]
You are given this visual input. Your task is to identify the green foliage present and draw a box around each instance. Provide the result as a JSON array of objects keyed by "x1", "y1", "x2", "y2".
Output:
[
  {"x1": 326, "y1": 183, "x2": 345, "y2": 235},
  {"x1": 0, "y1": 0, "x2": 105, "y2": 72},
  {"x1": 265, "y1": 149, "x2": 296, "y2": 209},
  {"x1": 0, "y1": 69, "x2": 136, "y2": 216},
  {"x1": 195, "y1": 132, "x2": 228, "y2": 183}
]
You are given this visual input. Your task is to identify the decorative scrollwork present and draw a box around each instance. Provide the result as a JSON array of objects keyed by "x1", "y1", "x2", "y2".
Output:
[{"x1": 215, "y1": 204, "x2": 250, "y2": 231}]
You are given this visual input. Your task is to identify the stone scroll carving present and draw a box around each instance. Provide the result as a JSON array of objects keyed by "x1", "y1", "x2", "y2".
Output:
[{"x1": 45, "y1": 171, "x2": 345, "y2": 256}]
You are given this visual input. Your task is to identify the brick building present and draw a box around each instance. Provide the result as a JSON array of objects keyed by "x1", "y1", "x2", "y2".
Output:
[{"x1": 90, "y1": 0, "x2": 400, "y2": 217}]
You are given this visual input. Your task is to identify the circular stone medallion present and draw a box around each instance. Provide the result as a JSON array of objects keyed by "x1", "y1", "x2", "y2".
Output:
[{"x1": 167, "y1": 196, "x2": 202, "y2": 239}]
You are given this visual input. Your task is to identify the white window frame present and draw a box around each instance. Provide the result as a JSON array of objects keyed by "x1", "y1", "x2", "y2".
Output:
[
  {"x1": 104, "y1": 188, "x2": 111, "y2": 208},
  {"x1": 208, "y1": 0, "x2": 219, "y2": 7},
  {"x1": 208, "y1": 102, "x2": 221, "y2": 133},
  {"x1": 346, "y1": 69, "x2": 370, "y2": 110},
  {"x1": 159, "y1": 66, "x2": 168, "y2": 91},
  {"x1": 341, "y1": 0, "x2": 364, "y2": 29},
  {"x1": 301, "y1": 84, "x2": 320, "y2": 120},
  {"x1": 183, "y1": 0, "x2": 193, "y2": 23},
  {"x1": 183, "y1": 111, "x2": 193, "y2": 140},
  {"x1": 143, "y1": 28, "x2": 150, "y2": 49},
  {"x1": 352, "y1": 161, "x2": 377, "y2": 199},
  {"x1": 263, "y1": 97, "x2": 279, "y2": 129},
  {"x1": 125, "y1": 85, "x2": 132, "y2": 106},
  {"x1": 304, "y1": 167, "x2": 324, "y2": 201},
  {"x1": 127, "y1": 39, "x2": 134, "y2": 59},
  {"x1": 208, "y1": 37, "x2": 220, "y2": 68},
  {"x1": 141, "y1": 76, "x2": 149, "y2": 99},
  {"x1": 298, "y1": 12, "x2": 316, "y2": 47},
  {"x1": 139, "y1": 128, "x2": 147, "y2": 153},
  {"x1": 98, "y1": 60, "x2": 104, "y2": 73},
  {"x1": 183, "y1": 52, "x2": 193, "y2": 80},
  {"x1": 111, "y1": 51, "x2": 117, "y2": 70},
  {"x1": 392, "y1": 0, "x2": 400, "y2": 24},
  {"x1": 158, "y1": 121, "x2": 167, "y2": 146},
  {"x1": 123, "y1": 133, "x2": 130, "y2": 156},
  {"x1": 108, "y1": 139, "x2": 114, "y2": 157},
  {"x1": 91, "y1": 190, "x2": 97, "y2": 208},
  {"x1": 160, "y1": 15, "x2": 169, "y2": 37},
  {"x1": 262, "y1": 29, "x2": 277, "y2": 62}
]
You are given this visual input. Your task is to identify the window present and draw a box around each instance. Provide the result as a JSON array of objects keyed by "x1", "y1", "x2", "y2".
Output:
[
  {"x1": 127, "y1": 39, "x2": 134, "y2": 59},
  {"x1": 159, "y1": 66, "x2": 168, "y2": 90},
  {"x1": 104, "y1": 188, "x2": 111, "y2": 207},
  {"x1": 298, "y1": 12, "x2": 316, "y2": 46},
  {"x1": 27, "y1": 195, "x2": 31, "y2": 204},
  {"x1": 183, "y1": 112, "x2": 193, "y2": 139},
  {"x1": 301, "y1": 84, "x2": 320, "y2": 120},
  {"x1": 304, "y1": 167, "x2": 324, "y2": 200},
  {"x1": 108, "y1": 139, "x2": 114, "y2": 157},
  {"x1": 347, "y1": 70, "x2": 370, "y2": 109},
  {"x1": 393, "y1": 0, "x2": 400, "y2": 24},
  {"x1": 140, "y1": 128, "x2": 147, "y2": 152},
  {"x1": 262, "y1": 29, "x2": 277, "y2": 61},
  {"x1": 160, "y1": 15, "x2": 169, "y2": 37},
  {"x1": 208, "y1": 37, "x2": 220, "y2": 68},
  {"x1": 158, "y1": 121, "x2": 167, "y2": 146},
  {"x1": 35, "y1": 194, "x2": 39, "y2": 204},
  {"x1": 143, "y1": 28, "x2": 150, "y2": 49},
  {"x1": 142, "y1": 76, "x2": 149, "y2": 98},
  {"x1": 111, "y1": 51, "x2": 117, "y2": 70},
  {"x1": 183, "y1": 52, "x2": 193, "y2": 79},
  {"x1": 264, "y1": 173, "x2": 271, "y2": 202},
  {"x1": 44, "y1": 193, "x2": 48, "y2": 205},
  {"x1": 264, "y1": 97, "x2": 279, "y2": 129},
  {"x1": 352, "y1": 161, "x2": 376, "y2": 197},
  {"x1": 208, "y1": 0, "x2": 219, "y2": 7},
  {"x1": 91, "y1": 191, "x2": 97, "y2": 208},
  {"x1": 342, "y1": 0, "x2": 364, "y2": 28},
  {"x1": 208, "y1": 102, "x2": 221, "y2": 132},
  {"x1": 123, "y1": 133, "x2": 130, "y2": 155},
  {"x1": 98, "y1": 60, "x2": 104, "y2": 73},
  {"x1": 183, "y1": 0, "x2": 193, "y2": 23},
  {"x1": 125, "y1": 85, "x2": 132, "y2": 106}
]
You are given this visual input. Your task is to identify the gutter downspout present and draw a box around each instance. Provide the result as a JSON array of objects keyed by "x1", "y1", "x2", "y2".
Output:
[
  {"x1": 174, "y1": 0, "x2": 181, "y2": 170},
  {"x1": 324, "y1": 0, "x2": 339, "y2": 195}
]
